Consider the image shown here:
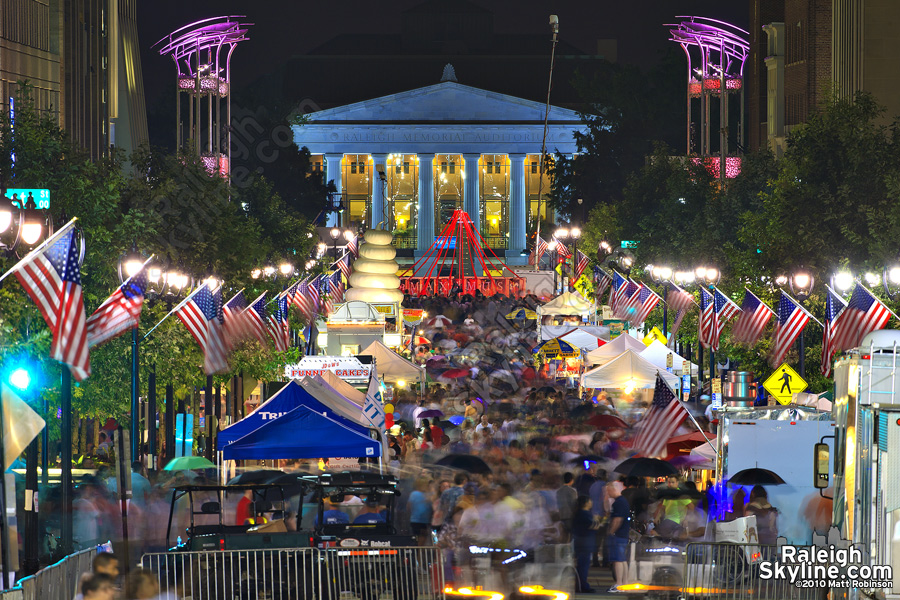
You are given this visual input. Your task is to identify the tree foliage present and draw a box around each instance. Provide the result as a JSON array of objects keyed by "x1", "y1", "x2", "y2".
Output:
[{"x1": 0, "y1": 84, "x2": 318, "y2": 424}]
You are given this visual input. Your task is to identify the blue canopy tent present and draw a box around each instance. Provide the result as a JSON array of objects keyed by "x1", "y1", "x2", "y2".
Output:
[
  {"x1": 218, "y1": 379, "x2": 366, "y2": 449},
  {"x1": 221, "y1": 405, "x2": 381, "y2": 460}
]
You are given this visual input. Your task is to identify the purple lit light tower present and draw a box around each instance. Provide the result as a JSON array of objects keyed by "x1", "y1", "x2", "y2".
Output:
[
  {"x1": 156, "y1": 17, "x2": 252, "y2": 178},
  {"x1": 668, "y1": 17, "x2": 749, "y2": 181}
]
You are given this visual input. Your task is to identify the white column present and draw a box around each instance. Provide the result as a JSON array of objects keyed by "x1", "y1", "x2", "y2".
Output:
[
  {"x1": 324, "y1": 153, "x2": 343, "y2": 227},
  {"x1": 371, "y1": 153, "x2": 388, "y2": 230},
  {"x1": 417, "y1": 153, "x2": 435, "y2": 252},
  {"x1": 508, "y1": 153, "x2": 527, "y2": 257},
  {"x1": 463, "y1": 153, "x2": 481, "y2": 229}
]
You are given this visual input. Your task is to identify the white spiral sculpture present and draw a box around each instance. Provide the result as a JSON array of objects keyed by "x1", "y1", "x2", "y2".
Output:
[{"x1": 344, "y1": 226, "x2": 404, "y2": 304}]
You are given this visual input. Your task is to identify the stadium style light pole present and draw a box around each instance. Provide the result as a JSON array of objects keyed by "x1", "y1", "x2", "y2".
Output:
[{"x1": 789, "y1": 269, "x2": 814, "y2": 378}]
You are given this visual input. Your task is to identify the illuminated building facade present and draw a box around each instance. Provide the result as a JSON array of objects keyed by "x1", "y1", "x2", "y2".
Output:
[{"x1": 293, "y1": 76, "x2": 586, "y2": 265}]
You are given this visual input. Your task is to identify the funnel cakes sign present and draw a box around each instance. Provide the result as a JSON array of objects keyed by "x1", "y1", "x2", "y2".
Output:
[{"x1": 285, "y1": 356, "x2": 372, "y2": 383}]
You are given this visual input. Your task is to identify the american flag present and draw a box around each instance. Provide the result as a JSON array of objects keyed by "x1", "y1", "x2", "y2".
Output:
[
  {"x1": 528, "y1": 236, "x2": 548, "y2": 267},
  {"x1": 175, "y1": 284, "x2": 229, "y2": 375},
  {"x1": 223, "y1": 289, "x2": 249, "y2": 345},
  {"x1": 698, "y1": 287, "x2": 715, "y2": 350},
  {"x1": 334, "y1": 253, "x2": 351, "y2": 280},
  {"x1": 770, "y1": 292, "x2": 811, "y2": 366},
  {"x1": 308, "y1": 276, "x2": 321, "y2": 318},
  {"x1": 86, "y1": 267, "x2": 148, "y2": 348},
  {"x1": 713, "y1": 288, "x2": 741, "y2": 345},
  {"x1": 323, "y1": 275, "x2": 334, "y2": 315},
  {"x1": 11, "y1": 226, "x2": 90, "y2": 380},
  {"x1": 267, "y1": 292, "x2": 290, "y2": 352},
  {"x1": 346, "y1": 234, "x2": 359, "y2": 259},
  {"x1": 730, "y1": 289, "x2": 774, "y2": 346},
  {"x1": 667, "y1": 283, "x2": 696, "y2": 340},
  {"x1": 632, "y1": 374, "x2": 688, "y2": 459},
  {"x1": 832, "y1": 283, "x2": 892, "y2": 352},
  {"x1": 594, "y1": 267, "x2": 612, "y2": 303},
  {"x1": 610, "y1": 271, "x2": 628, "y2": 314},
  {"x1": 552, "y1": 236, "x2": 571, "y2": 259},
  {"x1": 575, "y1": 250, "x2": 590, "y2": 279},
  {"x1": 821, "y1": 286, "x2": 848, "y2": 378},
  {"x1": 329, "y1": 270, "x2": 345, "y2": 303},
  {"x1": 628, "y1": 283, "x2": 662, "y2": 327},
  {"x1": 292, "y1": 278, "x2": 316, "y2": 322},
  {"x1": 243, "y1": 292, "x2": 270, "y2": 345},
  {"x1": 616, "y1": 278, "x2": 640, "y2": 319}
]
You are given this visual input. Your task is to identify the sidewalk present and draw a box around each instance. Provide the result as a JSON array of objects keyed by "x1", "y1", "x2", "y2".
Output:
[{"x1": 571, "y1": 564, "x2": 623, "y2": 599}]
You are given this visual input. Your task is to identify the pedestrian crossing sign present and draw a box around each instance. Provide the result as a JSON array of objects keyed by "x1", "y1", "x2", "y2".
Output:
[{"x1": 763, "y1": 363, "x2": 808, "y2": 405}]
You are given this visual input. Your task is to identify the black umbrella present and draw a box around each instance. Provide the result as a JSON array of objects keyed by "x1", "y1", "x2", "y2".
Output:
[
  {"x1": 527, "y1": 436, "x2": 552, "y2": 446},
  {"x1": 614, "y1": 457, "x2": 678, "y2": 478},
  {"x1": 728, "y1": 468, "x2": 786, "y2": 486},
  {"x1": 569, "y1": 454, "x2": 604, "y2": 464},
  {"x1": 436, "y1": 420, "x2": 458, "y2": 430},
  {"x1": 434, "y1": 454, "x2": 492, "y2": 474},
  {"x1": 227, "y1": 469, "x2": 285, "y2": 486}
]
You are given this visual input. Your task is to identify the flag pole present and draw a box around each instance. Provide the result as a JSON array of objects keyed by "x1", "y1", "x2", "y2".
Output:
[
  {"x1": 142, "y1": 283, "x2": 208, "y2": 341},
  {"x1": 0, "y1": 218, "x2": 78, "y2": 285}
]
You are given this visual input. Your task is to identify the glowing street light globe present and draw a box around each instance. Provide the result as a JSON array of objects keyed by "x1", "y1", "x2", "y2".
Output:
[
  {"x1": 9, "y1": 368, "x2": 30, "y2": 391},
  {"x1": 833, "y1": 271, "x2": 854, "y2": 292}
]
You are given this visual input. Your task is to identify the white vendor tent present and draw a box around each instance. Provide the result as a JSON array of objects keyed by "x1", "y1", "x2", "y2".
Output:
[
  {"x1": 317, "y1": 371, "x2": 366, "y2": 406},
  {"x1": 581, "y1": 349, "x2": 680, "y2": 389},
  {"x1": 360, "y1": 340, "x2": 426, "y2": 383},
  {"x1": 541, "y1": 324, "x2": 611, "y2": 341},
  {"x1": 585, "y1": 334, "x2": 647, "y2": 366},
  {"x1": 560, "y1": 328, "x2": 606, "y2": 350},
  {"x1": 690, "y1": 442, "x2": 717, "y2": 470},
  {"x1": 538, "y1": 291, "x2": 595, "y2": 316},
  {"x1": 639, "y1": 340, "x2": 698, "y2": 375}
]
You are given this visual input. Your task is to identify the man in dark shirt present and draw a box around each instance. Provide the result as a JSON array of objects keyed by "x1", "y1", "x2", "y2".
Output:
[{"x1": 606, "y1": 482, "x2": 631, "y2": 593}]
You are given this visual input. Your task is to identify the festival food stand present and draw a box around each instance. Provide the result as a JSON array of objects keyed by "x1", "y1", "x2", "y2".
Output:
[
  {"x1": 581, "y1": 349, "x2": 681, "y2": 409},
  {"x1": 584, "y1": 334, "x2": 647, "y2": 366},
  {"x1": 359, "y1": 340, "x2": 426, "y2": 385}
]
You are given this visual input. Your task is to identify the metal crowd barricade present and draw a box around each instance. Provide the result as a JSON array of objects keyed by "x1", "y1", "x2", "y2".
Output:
[
  {"x1": 141, "y1": 548, "x2": 320, "y2": 600},
  {"x1": 0, "y1": 545, "x2": 100, "y2": 600},
  {"x1": 142, "y1": 546, "x2": 444, "y2": 600},
  {"x1": 320, "y1": 547, "x2": 443, "y2": 600},
  {"x1": 681, "y1": 542, "x2": 827, "y2": 600}
]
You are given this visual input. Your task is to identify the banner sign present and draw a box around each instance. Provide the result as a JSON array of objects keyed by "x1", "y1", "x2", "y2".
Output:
[
  {"x1": 285, "y1": 355, "x2": 372, "y2": 383},
  {"x1": 401, "y1": 308, "x2": 424, "y2": 324},
  {"x1": 372, "y1": 303, "x2": 397, "y2": 317}
]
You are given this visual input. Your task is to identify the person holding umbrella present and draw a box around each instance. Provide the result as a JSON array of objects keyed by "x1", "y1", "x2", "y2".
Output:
[{"x1": 744, "y1": 485, "x2": 779, "y2": 545}]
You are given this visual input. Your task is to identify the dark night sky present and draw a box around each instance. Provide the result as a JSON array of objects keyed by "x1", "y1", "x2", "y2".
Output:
[{"x1": 138, "y1": 0, "x2": 750, "y2": 107}]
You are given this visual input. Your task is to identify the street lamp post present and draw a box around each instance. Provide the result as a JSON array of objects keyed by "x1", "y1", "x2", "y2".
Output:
[
  {"x1": 789, "y1": 269, "x2": 814, "y2": 378},
  {"x1": 649, "y1": 264, "x2": 673, "y2": 337},
  {"x1": 570, "y1": 226, "x2": 581, "y2": 291},
  {"x1": 555, "y1": 228, "x2": 569, "y2": 292},
  {"x1": 119, "y1": 249, "x2": 147, "y2": 462},
  {"x1": 547, "y1": 239, "x2": 559, "y2": 294}
]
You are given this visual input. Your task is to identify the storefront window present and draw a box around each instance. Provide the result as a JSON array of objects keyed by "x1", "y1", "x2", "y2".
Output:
[
  {"x1": 434, "y1": 154, "x2": 463, "y2": 235},
  {"x1": 526, "y1": 154, "x2": 554, "y2": 233},
  {"x1": 342, "y1": 154, "x2": 371, "y2": 230},
  {"x1": 387, "y1": 154, "x2": 418, "y2": 249},
  {"x1": 480, "y1": 154, "x2": 509, "y2": 248}
]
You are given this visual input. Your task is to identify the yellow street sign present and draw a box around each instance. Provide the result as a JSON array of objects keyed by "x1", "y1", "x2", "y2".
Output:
[
  {"x1": 573, "y1": 274, "x2": 593, "y2": 298},
  {"x1": 643, "y1": 327, "x2": 666, "y2": 346},
  {"x1": 763, "y1": 363, "x2": 808, "y2": 405}
]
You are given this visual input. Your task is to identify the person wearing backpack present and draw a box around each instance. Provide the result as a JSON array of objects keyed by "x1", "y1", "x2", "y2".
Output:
[{"x1": 744, "y1": 485, "x2": 779, "y2": 544}]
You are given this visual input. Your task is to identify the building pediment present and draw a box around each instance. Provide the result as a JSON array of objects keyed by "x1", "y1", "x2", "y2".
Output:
[{"x1": 304, "y1": 81, "x2": 583, "y2": 123}]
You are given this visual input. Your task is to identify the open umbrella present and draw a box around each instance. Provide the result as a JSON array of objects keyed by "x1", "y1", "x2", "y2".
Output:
[
  {"x1": 613, "y1": 457, "x2": 678, "y2": 478},
  {"x1": 506, "y1": 308, "x2": 537, "y2": 320},
  {"x1": 532, "y1": 337, "x2": 580, "y2": 359},
  {"x1": 728, "y1": 468, "x2": 786, "y2": 486},
  {"x1": 587, "y1": 414, "x2": 629, "y2": 429},
  {"x1": 164, "y1": 456, "x2": 216, "y2": 471},
  {"x1": 434, "y1": 454, "x2": 492, "y2": 474},
  {"x1": 418, "y1": 409, "x2": 444, "y2": 419},
  {"x1": 666, "y1": 431, "x2": 715, "y2": 458},
  {"x1": 412, "y1": 335, "x2": 431, "y2": 346},
  {"x1": 426, "y1": 315, "x2": 453, "y2": 328},
  {"x1": 448, "y1": 415, "x2": 466, "y2": 426},
  {"x1": 227, "y1": 469, "x2": 284, "y2": 486},
  {"x1": 442, "y1": 368, "x2": 470, "y2": 379}
]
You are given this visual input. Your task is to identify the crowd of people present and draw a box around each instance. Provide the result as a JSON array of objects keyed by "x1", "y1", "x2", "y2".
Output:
[{"x1": 39, "y1": 290, "x2": 742, "y2": 598}]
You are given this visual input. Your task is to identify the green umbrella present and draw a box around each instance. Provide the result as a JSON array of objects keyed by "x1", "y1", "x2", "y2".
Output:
[{"x1": 164, "y1": 456, "x2": 217, "y2": 471}]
